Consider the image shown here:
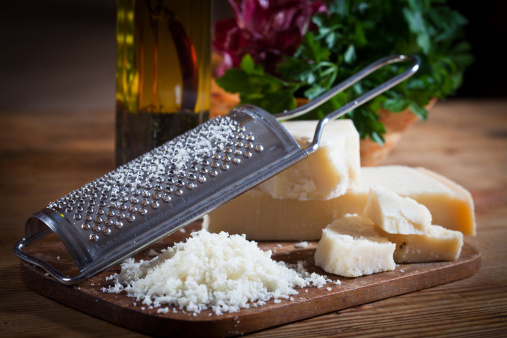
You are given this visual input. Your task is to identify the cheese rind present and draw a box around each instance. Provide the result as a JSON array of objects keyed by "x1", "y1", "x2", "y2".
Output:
[
  {"x1": 379, "y1": 225, "x2": 464, "y2": 263},
  {"x1": 314, "y1": 215, "x2": 396, "y2": 277},
  {"x1": 257, "y1": 120, "x2": 360, "y2": 200},
  {"x1": 364, "y1": 185, "x2": 432, "y2": 235}
]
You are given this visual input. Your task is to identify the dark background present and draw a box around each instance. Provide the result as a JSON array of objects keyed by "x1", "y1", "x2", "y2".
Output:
[{"x1": 0, "y1": 0, "x2": 505, "y2": 114}]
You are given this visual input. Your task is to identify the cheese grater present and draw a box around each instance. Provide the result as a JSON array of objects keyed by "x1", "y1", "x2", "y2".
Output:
[{"x1": 14, "y1": 55, "x2": 419, "y2": 284}]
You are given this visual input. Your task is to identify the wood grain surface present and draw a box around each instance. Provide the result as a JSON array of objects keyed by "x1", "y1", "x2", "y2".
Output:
[
  {"x1": 18, "y1": 222, "x2": 480, "y2": 337},
  {"x1": 1, "y1": 99, "x2": 507, "y2": 337}
]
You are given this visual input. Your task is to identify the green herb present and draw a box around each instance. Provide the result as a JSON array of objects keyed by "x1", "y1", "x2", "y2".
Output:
[{"x1": 215, "y1": 0, "x2": 473, "y2": 143}]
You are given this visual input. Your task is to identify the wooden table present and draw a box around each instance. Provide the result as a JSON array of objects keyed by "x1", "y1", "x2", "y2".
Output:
[{"x1": 1, "y1": 100, "x2": 506, "y2": 337}]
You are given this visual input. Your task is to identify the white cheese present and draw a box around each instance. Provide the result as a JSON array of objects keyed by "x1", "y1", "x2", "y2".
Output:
[
  {"x1": 314, "y1": 214, "x2": 396, "y2": 277},
  {"x1": 257, "y1": 120, "x2": 360, "y2": 200},
  {"x1": 364, "y1": 185, "x2": 432, "y2": 235},
  {"x1": 103, "y1": 229, "x2": 331, "y2": 315}
]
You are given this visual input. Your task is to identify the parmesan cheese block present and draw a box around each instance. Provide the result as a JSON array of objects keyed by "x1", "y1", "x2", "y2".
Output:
[
  {"x1": 361, "y1": 166, "x2": 476, "y2": 236},
  {"x1": 378, "y1": 225, "x2": 464, "y2": 263},
  {"x1": 314, "y1": 214, "x2": 396, "y2": 277},
  {"x1": 204, "y1": 166, "x2": 476, "y2": 240},
  {"x1": 257, "y1": 120, "x2": 360, "y2": 200},
  {"x1": 203, "y1": 188, "x2": 361, "y2": 240},
  {"x1": 364, "y1": 185, "x2": 432, "y2": 235}
]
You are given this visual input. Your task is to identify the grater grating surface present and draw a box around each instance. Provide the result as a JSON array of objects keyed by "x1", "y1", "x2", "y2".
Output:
[
  {"x1": 18, "y1": 105, "x2": 304, "y2": 284},
  {"x1": 15, "y1": 55, "x2": 420, "y2": 284}
]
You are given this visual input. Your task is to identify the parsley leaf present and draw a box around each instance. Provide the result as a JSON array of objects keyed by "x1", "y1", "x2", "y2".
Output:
[{"x1": 215, "y1": 0, "x2": 473, "y2": 143}]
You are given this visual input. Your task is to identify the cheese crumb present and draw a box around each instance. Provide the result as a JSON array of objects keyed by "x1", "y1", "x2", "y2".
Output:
[
  {"x1": 104, "y1": 229, "x2": 330, "y2": 315},
  {"x1": 295, "y1": 241, "x2": 309, "y2": 248},
  {"x1": 147, "y1": 249, "x2": 159, "y2": 256}
]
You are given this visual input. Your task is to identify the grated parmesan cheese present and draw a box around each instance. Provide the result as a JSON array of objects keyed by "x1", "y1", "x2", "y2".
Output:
[
  {"x1": 103, "y1": 229, "x2": 332, "y2": 315},
  {"x1": 295, "y1": 241, "x2": 309, "y2": 248}
]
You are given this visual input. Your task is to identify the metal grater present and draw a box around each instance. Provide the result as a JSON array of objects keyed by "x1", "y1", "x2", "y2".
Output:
[{"x1": 14, "y1": 55, "x2": 419, "y2": 284}]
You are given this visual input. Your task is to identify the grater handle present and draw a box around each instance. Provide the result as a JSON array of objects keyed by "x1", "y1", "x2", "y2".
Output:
[
  {"x1": 273, "y1": 54, "x2": 420, "y2": 151},
  {"x1": 14, "y1": 229, "x2": 87, "y2": 285}
]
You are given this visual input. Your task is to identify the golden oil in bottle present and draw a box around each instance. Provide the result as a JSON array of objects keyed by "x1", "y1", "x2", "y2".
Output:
[{"x1": 115, "y1": 0, "x2": 211, "y2": 166}]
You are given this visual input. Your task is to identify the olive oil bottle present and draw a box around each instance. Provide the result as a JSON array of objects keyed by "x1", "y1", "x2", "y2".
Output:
[{"x1": 115, "y1": 0, "x2": 211, "y2": 166}]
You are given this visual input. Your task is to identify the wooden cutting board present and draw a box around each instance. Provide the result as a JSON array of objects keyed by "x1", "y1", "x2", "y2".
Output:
[{"x1": 20, "y1": 222, "x2": 481, "y2": 337}]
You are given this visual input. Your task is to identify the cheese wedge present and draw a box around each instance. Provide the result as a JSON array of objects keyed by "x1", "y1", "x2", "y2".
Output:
[
  {"x1": 378, "y1": 225, "x2": 464, "y2": 263},
  {"x1": 203, "y1": 188, "x2": 360, "y2": 241},
  {"x1": 361, "y1": 166, "x2": 475, "y2": 235},
  {"x1": 257, "y1": 120, "x2": 360, "y2": 200},
  {"x1": 314, "y1": 214, "x2": 396, "y2": 277},
  {"x1": 364, "y1": 185, "x2": 432, "y2": 235},
  {"x1": 203, "y1": 166, "x2": 476, "y2": 240}
]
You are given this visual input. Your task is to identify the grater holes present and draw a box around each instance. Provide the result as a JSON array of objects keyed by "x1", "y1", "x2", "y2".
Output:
[{"x1": 53, "y1": 115, "x2": 248, "y2": 243}]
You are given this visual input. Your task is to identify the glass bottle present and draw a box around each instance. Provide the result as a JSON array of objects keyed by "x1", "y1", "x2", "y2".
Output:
[{"x1": 115, "y1": 0, "x2": 211, "y2": 166}]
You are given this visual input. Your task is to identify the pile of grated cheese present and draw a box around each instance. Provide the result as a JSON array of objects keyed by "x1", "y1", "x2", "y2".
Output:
[{"x1": 103, "y1": 229, "x2": 334, "y2": 315}]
